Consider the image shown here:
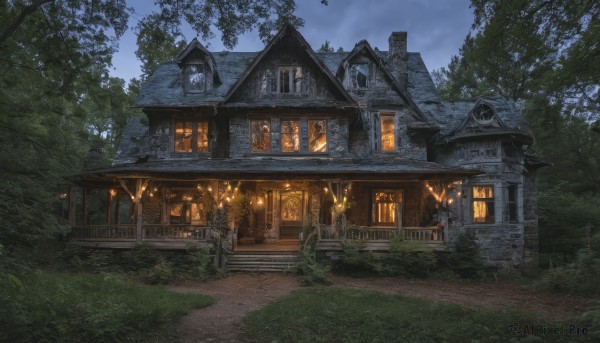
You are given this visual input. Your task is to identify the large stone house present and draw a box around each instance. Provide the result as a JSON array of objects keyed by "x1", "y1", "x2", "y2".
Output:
[{"x1": 68, "y1": 25, "x2": 543, "y2": 273}]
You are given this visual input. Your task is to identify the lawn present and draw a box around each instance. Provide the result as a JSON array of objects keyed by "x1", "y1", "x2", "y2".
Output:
[
  {"x1": 0, "y1": 271, "x2": 214, "y2": 342},
  {"x1": 242, "y1": 288, "x2": 591, "y2": 342}
]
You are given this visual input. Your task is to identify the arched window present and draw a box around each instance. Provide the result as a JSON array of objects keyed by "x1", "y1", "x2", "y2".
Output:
[{"x1": 472, "y1": 104, "x2": 496, "y2": 126}]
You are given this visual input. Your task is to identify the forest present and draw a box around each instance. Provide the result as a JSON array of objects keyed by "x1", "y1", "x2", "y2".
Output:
[{"x1": 1, "y1": 0, "x2": 599, "y2": 341}]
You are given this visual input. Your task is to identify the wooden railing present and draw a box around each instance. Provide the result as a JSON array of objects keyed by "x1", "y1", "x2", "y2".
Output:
[
  {"x1": 70, "y1": 225, "x2": 136, "y2": 239},
  {"x1": 143, "y1": 225, "x2": 212, "y2": 240},
  {"x1": 70, "y1": 225, "x2": 213, "y2": 240},
  {"x1": 317, "y1": 225, "x2": 444, "y2": 242}
]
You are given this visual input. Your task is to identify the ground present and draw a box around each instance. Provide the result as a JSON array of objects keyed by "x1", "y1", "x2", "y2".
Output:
[{"x1": 169, "y1": 273, "x2": 589, "y2": 343}]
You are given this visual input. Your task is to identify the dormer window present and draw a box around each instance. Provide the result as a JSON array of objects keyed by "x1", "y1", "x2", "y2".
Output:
[
  {"x1": 473, "y1": 104, "x2": 495, "y2": 126},
  {"x1": 184, "y1": 64, "x2": 206, "y2": 93},
  {"x1": 349, "y1": 64, "x2": 369, "y2": 89},
  {"x1": 279, "y1": 66, "x2": 303, "y2": 94}
]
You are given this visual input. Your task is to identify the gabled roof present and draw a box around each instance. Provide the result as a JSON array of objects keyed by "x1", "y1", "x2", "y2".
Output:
[
  {"x1": 337, "y1": 40, "x2": 431, "y2": 124},
  {"x1": 176, "y1": 38, "x2": 221, "y2": 85},
  {"x1": 222, "y1": 23, "x2": 355, "y2": 106}
]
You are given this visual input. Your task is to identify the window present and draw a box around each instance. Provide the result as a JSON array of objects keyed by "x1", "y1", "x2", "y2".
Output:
[
  {"x1": 169, "y1": 189, "x2": 207, "y2": 225},
  {"x1": 250, "y1": 120, "x2": 271, "y2": 152},
  {"x1": 507, "y1": 184, "x2": 517, "y2": 222},
  {"x1": 279, "y1": 66, "x2": 303, "y2": 94},
  {"x1": 372, "y1": 191, "x2": 402, "y2": 227},
  {"x1": 308, "y1": 120, "x2": 327, "y2": 152},
  {"x1": 184, "y1": 64, "x2": 206, "y2": 93},
  {"x1": 281, "y1": 120, "x2": 300, "y2": 152},
  {"x1": 473, "y1": 104, "x2": 495, "y2": 126},
  {"x1": 380, "y1": 114, "x2": 395, "y2": 151},
  {"x1": 174, "y1": 120, "x2": 209, "y2": 153},
  {"x1": 472, "y1": 185, "x2": 494, "y2": 223},
  {"x1": 349, "y1": 64, "x2": 369, "y2": 89}
]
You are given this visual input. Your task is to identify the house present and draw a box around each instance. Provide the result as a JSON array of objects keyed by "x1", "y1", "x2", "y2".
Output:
[{"x1": 68, "y1": 25, "x2": 543, "y2": 274}]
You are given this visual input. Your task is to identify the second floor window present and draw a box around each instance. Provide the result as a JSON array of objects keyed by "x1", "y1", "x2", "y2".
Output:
[
  {"x1": 308, "y1": 120, "x2": 327, "y2": 152},
  {"x1": 251, "y1": 119, "x2": 271, "y2": 152},
  {"x1": 380, "y1": 114, "x2": 396, "y2": 151},
  {"x1": 281, "y1": 120, "x2": 300, "y2": 152},
  {"x1": 175, "y1": 120, "x2": 209, "y2": 153},
  {"x1": 472, "y1": 185, "x2": 494, "y2": 223},
  {"x1": 279, "y1": 66, "x2": 303, "y2": 94}
]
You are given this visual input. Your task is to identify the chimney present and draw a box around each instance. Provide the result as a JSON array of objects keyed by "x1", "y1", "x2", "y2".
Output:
[{"x1": 388, "y1": 32, "x2": 408, "y2": 88}]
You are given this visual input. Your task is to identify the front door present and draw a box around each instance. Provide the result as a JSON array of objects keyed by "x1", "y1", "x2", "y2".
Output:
[{"x1": 279, "y1": 191, "x2": 303, "y2": 239}]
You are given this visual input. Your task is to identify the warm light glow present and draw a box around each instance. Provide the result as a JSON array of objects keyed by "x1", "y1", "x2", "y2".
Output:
[
  {"x1": 285, "y1": 183, "x2": 291, "y2": 189},
  {"x1": 473, "y1": 185, "x2": 494, "y2": 223},
  {"x1": 207, "y1": 186, "x2": 212, "y2": 192},
  {"x1": 448, "y1": 198, "x2": 454, "y2": 204},
  {"x1": 381, "y1": 115, "x2": 395, "y2": 151},
  {"x1": 257, "y1": 197, "x2": 264, "y2": 206},
  {"x1": 109, "y1": 189, "x2": 117, "y2": 198},
  {"x1": 323, "y1": 187, "x2": 328, "y2": 193}
]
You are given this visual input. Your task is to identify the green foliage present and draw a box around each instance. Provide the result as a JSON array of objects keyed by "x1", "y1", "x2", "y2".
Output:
[
  {"x1": 533, "y1": 242, "x2": 600, "y2": 297},
  {"x1": 445, "y1": 231, "x2": 486, "y2": 279},
  {"x1": 290, "y1": 247, "x2": 332, "y2": 286},
  {"x1": 59, "y1": 245, "x2": 217, "y2": 284},
  {"x1": 317, "y1": 40, "x2": 334, "y2": 52},
  {"x1": 0, "y1": 271, "x2": 213, "y2": 343},
  {"x1": 581, "y1": 300, "x2": 600, "y2": 339},
  {"x1": 243, "y1": 289, "x2": 569, "y2": 343},
  {"x1": 334, "y1": 239, "x2": 438, "y2": 278}
]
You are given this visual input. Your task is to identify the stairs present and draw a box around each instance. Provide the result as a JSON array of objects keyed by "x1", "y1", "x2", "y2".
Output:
[{"x1": 226, "y1": 251, "x2": 300, "y2": 272}]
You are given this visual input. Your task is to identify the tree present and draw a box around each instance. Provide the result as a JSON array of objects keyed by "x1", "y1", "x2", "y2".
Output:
[
  {"x1": 317, "y1": 40, "x2": 334, "y2": 53},
  {"x1": 434, "y1": 0, "x2": 600, "y2": 259},
  {"x1": 0, "y1": 0, "x2": 326, "y2": 249}
]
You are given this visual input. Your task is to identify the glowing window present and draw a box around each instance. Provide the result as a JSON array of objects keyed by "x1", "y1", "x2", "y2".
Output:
[
  {"x1": 472, "y1": 185, "x2": 494, "y2": 223},
  {"x1": 250, "y1": 120, "x2": 271, "y2": 152},
  {"x1": 281, "y1": 120, "x2": 300, "y2": 153},
  {"x1": 169, "y1": 190, "x2": 207, "y2": 225},
  {"x1": 372, "y1": 191, "x2": 402, "y2": 227},
  {"x1": 308, "y1": 120, "x2": 327, "y2": 152},
  {"x1": 380, "y1": 114, "x2": 395, "y2": 151},
  {"x1": 175, "y1": 120, "x2": 209, "y2": 153}
]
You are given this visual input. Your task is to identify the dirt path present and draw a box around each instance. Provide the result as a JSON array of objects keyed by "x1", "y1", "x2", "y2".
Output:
[{"x1": 169, "y1": 273, "x2": 590, "y2": 343}]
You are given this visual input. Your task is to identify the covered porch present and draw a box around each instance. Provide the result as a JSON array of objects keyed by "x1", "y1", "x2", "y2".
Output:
[{"x1": 66, "y1": 158, "x2": 480, "y2": 252}]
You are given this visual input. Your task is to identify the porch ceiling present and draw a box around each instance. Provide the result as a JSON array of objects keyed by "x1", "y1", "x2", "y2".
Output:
[{"x1": 69, "y1": 157, "x2": 482, "y2": 184}]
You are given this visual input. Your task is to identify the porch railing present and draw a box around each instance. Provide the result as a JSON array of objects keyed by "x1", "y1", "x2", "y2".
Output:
[
  {"x1": 70, "y1": 225, "x2": 136, "y2": 239},
  {"x1": 70, "y1": 224, "x2": 213, "y2": 240},
  {"x1": 317, "y1": 225, "x2": 444, "y2": 242}
]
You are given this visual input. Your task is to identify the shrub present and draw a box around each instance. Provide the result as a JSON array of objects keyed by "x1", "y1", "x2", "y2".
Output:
[
  {"x1": 533, "y1": 250, "x2": 600, "y2": 296},
  {"x1": 444, "y1": 231, "x2": 486, "y2": 279},
  {"x1": 0, "y1": 272, "x2": 213, "y2": 342},
  {"x1": 291, "y1": 247, "x2": 332, "y2": 286}
]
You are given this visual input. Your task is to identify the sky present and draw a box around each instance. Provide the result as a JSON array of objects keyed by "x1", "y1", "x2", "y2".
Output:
[{"x1": 109, "y1": 0, "x2": 474, "y2": 82}]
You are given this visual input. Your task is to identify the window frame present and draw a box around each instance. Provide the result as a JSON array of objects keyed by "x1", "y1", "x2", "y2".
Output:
[
  {"x1": 173, "y1": 119, "x2": 210, "y2": 154},
  {"x1": 278, "y1": 65, "x2": 304, "y2": 94},
  {"x1": 506, "y1": 184, "x2": 518, "y2": 223},
  {"x1": 472, "y1": 185, "x2": 495, "y2": 224},
  {"x1": 280, "y1": 119, "x2": 301, "y2": 153},
  {"x1": 250, "y1": 119, "x2": 272, "y2": 153},
  {"x1": 349, "y1": 63, "x2": 369, "y2": 89},
  {"x1": 308, "y1": 119, "x2": 328, "y2": 153},
  {"x1": 183, "y1": 63, "x2": 207, "y2": 93},
  {"x1": 371, "y1": 190, "x2": 403, "y2": 227},
  {"x1": 379, "y1": 113, "x2": 396, "y2": 151}
]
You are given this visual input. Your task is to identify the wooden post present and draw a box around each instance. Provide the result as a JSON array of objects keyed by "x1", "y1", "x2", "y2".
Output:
[
  {"x1": 135, "y1": 179, "x2": 143, "y2": 244},
  {"x1": 68, "y1": 186, "x2": 77, "y2": 227}
]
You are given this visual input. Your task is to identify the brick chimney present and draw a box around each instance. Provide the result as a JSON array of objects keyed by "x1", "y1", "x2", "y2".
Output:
[{"x1": 388, "y1": 32, "x2": 408, "y2": 89}]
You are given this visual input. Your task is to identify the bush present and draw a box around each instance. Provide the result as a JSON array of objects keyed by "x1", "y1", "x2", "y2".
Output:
[
  {"x1": 333, "y1": 238, "x2": 438, "y2": 278},
  {"x1": 291, "y1": 247, "x2": 332, "y2": 286},
  {"x1": 58, "y1": 245, "x2": 217, "y2": 284},
  {"x1": 0, "y1": 272, "x2": 213, "y2": 342},
  {"x1": 533, "y1": 250, "x2": 600, "y2": 296},
  {"x1": 444, "y1": 231, "x2": 486, "y2": 279}
]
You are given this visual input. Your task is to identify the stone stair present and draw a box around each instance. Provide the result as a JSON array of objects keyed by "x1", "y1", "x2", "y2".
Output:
[{"x1": 226, "y1": 252, "x2": 300, "y2": 272}]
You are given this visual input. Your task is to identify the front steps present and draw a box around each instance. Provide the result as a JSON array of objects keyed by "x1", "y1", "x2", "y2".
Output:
[{"x1": 226, "y1": 252, "x2": 299, "y2": 272}]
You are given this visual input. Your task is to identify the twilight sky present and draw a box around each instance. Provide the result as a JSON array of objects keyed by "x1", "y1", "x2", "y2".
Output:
[{"x1": 109, "y1": 0, "x2": 474, "y2": 82}]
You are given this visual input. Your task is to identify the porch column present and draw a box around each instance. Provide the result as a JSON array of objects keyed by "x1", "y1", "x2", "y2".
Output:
[
  {"x1": 135, "y1": 179, "x2": 144, "y2": 243},
  {"x1": 68, "y1": 186, "x2": 77, "y2": 227}
]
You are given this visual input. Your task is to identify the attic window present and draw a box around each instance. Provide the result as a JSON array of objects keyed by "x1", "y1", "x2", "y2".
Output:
[
  {"x1": 279, "y1": 66, "x2": 303, "y2": 94},
  {"x1": 350, "y1": 64, "x2": 368, "y2": 89},
  {"x1": 473, "y1": 104, "x2": 495, "y2": 126},
  {"x1": 184, "y1": 64, "x2": 206, "y2": 93}
]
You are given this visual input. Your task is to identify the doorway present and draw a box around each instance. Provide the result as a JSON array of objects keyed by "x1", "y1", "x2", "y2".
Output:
[{"x1": 279, "y1": 191, "x2": 304, "y2": 239}]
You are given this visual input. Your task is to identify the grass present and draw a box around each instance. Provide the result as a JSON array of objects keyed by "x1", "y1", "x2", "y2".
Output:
[
  {"x1": 242, "y1": 288, "x2": 592, "y2": 343},
  {"x1": 0, "y1": 271, "x2": 214, "y2": 342}
]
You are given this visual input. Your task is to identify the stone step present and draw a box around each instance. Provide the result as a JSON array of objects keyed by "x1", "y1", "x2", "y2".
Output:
[{"x1": 226, "y1": 253, "x2": 299, "y2": 272}]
